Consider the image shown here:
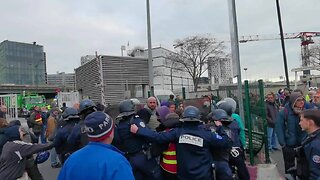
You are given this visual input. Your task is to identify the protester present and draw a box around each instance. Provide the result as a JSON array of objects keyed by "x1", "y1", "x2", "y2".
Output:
[
  {"x1": 58, "y1": 111, "x2": 134, "y2": 180},
  {"x1": 142, "y1": 97, "x2": 159, "y2": 130},
  {"x1": 29, "y1": 106, "x2": 44, "y2": 143},
  {"x1": 275, "y1": 92, "x2": 307, "y2": 179},
  {"x1": 0, "y1": 105, "x2": 7, "y2": 119},
  {"x1": 0, "y1": 118, "x2": 8, "y2": 155},
  {"x1": 0, "y1": 125, "x2": 53, "y2": 180},
  {"x1": 265, "y1": 92, "x2": 279, "y2": 151},
  {"x1": 46, "y1": 107, "x2": 61, "y2": 168}
]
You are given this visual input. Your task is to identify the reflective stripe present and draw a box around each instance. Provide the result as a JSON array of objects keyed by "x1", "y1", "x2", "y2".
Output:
[
  {"x1": 163, "y1": 151, "x2": 176, "y2": 156},
  {"x1": 162, "y1": 158, "x2": 177, "y2": 165}
]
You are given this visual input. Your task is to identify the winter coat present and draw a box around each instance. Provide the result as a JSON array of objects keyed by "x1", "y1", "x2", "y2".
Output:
[
  {"x1": 275, "y1": 93, "x2": 306, "y2": 147},
  {"x1": 265, "y1": 101, "x2": 278, "y2": 128},
  {"x1": 0, "y1": 127, "x2": 7, "y2": 155}
]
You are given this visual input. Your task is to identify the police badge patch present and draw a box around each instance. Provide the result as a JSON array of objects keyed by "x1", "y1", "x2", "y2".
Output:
[
  {"x1": 139, "y1": 122, "x2": 146, "y2": 128},
  {"x1": 312, "y1": 155, "x2": 320, "y2": 164}
]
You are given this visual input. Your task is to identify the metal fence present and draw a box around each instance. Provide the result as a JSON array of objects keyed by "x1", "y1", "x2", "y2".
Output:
[{"x1": 0, "y1": 94, "x2": 18, "y2": 119}]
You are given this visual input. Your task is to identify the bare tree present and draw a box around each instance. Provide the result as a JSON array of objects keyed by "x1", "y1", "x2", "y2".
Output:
[
  {"x1": 171, "y1": 34, "x2": 226, "y2": 92},
  {"x1": 164, "y1": 55, "x2": 184, "y2": 91}
]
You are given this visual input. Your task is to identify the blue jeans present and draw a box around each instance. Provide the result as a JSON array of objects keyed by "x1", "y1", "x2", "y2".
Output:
[
  {"x1": 267, "y1": 127, "x2": 278, "y2": 149},
  {"x1": 50, "y1": 147, "x2": 59, "y2": 166},
  {"x1": 40, "y1": 125, "x2": 47, "y2": 144}
]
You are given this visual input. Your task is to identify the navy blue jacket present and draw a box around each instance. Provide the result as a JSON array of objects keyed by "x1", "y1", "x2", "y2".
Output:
[
  {"x1": 303, "y1": 129, "x2": 320, "y2": 180},
  {"x1": 54, "y1": 120, "x2": 78, "y2": 154},
  {"x1": 136, "y1": 121, "x2": 232, "y2": 180},
  {"x1": 115, "y1": 115, "x2": 150, "y2": 154},
  {"x1": 275, "y1": 104, "x2": 306, "y2": 146}
]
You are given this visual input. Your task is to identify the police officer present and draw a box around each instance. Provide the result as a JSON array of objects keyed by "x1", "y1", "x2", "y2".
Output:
[
  {"x1": 216, "y1": 100, "x2": 249, "y2": 180},
  {"x1": 67, "y1": 99, "x2": 97, "y2": 151},
  {"x1": 54, "y1": 107, "x2": 80, "y2": 164},
  {"x1": 207, "y1": 109, "x2": 233, "y2": 180},
  {"x1": 298, "y1": 109, "x2": 320, "y2": 179},
  {"x1": 115, "y1": 99, "x2": 162, "y2": 180},
  {"x1": 131, "y1": 106, "x2": 233, "y2": 180}
]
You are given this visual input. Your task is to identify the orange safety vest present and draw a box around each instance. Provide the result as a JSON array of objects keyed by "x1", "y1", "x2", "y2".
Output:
[{"x1": 160, "y1": 131, "x2": 177, "y2": 174}]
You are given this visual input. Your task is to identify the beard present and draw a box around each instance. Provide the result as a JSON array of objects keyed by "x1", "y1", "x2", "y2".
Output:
[{"x1": 293, "y1": 107, "x2": 303, "y2": 114}]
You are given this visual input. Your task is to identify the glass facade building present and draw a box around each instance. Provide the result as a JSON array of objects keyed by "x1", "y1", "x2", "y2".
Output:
[{"x1": 0, "y1": 40, "x2": 47, "y2": 85}]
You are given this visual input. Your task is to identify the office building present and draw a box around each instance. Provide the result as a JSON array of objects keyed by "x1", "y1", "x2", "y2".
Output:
[{"x1": 0, "y1": 40, "x2": 46, "y2": 85}]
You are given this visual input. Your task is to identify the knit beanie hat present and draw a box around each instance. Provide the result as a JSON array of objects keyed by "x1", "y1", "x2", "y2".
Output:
[
  {"x1": 5, "y1": 125, "x2": 21, "y2": 141},
  {"x1": 84, "y1": 111, "x2": 114, "y2": 142}
]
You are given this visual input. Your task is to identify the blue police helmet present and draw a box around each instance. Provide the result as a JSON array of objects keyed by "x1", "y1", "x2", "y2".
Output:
[
  {"x1": 35, "y1": 151, "x2": 50, "y2": 164},
  {"x1": 62, "y1": 107, "x2": 79, "y2": 120},
  {"x1": 79, "y1": 99, "x2": 96, "y2": 114},
  {"x1": 117, "y1": 100, "x2": 135, "y2": 118},
  {"x1": 182, "y1": 106, "x2": 201, "y2": 121},
  {"x1": 211, "y1": 109, "x2": 232, "y2": 122}
]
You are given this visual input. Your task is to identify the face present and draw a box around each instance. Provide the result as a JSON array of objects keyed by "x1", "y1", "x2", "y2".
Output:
[
  {"x1": 299, "y1": 114, "x2": 310, "y2": 132},
  {"x1": 169, "y1": 104, "x2": 176, "y2": 113},
  {"x1": 284, "y1": 90, "x2": 290, "y2": 96},
  {"x1": 34, "y1": 106, "x2": 40, "y2": 111},
  {"x1": 147, "y1": 97, "x2": 157, "y2": 110},
  {"x1": 313, "y1": 95, "x2": 320, "y2": 104},
  {"x1": 294, "y1": 98, "x2": 305, "y2": 108},
  {"x1": 266, "y1": 94, "x2": 275, "y2": 103},
  {"x1": 0, "y1": 106, "x2": 7, "y2": 112}
]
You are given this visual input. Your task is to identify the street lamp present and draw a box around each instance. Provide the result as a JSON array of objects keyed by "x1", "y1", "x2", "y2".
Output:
[{"x1": 244, "y1": 67, "x2": 248, "y2": 80}]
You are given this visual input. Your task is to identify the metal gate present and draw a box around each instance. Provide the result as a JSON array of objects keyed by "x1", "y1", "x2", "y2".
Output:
[{"x1": 0, "y1": 94, "x2": 18, "y2": 119}]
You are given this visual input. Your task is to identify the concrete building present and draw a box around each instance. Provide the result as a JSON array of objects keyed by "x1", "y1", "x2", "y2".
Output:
[
  {"x1": 47, "y1": 72, "x2": 75, "y2": 90},
  {"x1": 208, "y1": 57, "x2": 233, "y2": 85},
  {"x1": 75, "y1": 55, "x2": 149, "y2": 104},
  {"x1": 0, "y1": 40, "x2": 47, "y2": 85},
  {"x1": 133, "y1": 47, "x2": 194, "y2": 94},
  {"x1": 80, "y1": 55, "x2": 95, "y2": 65}
]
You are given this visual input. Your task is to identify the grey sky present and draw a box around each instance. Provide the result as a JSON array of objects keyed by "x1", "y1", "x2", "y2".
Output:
[{"x1": 0, "y1": 0, "x2": 319, "y2": 81}]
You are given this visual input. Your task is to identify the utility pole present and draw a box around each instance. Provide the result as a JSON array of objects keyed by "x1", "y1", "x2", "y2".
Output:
[
  {"x1": 228, "y1": 0, "x2": 244, "y2": 121},
  {"x1": 146, "y1": 0, "x2": 154, "y2": 96},
  {"x1": 276, "y1": 0, "x2": 290, "y2": 89}
]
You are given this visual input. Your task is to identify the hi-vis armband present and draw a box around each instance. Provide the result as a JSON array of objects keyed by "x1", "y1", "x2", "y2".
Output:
[{"x1": 179, "y1": 134, "x2": 204, "y2": 147}]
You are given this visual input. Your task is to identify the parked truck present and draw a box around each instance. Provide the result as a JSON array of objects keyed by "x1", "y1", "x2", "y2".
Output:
[{"x1": 17, "y1": 93, "x2": 46, "y2": 116}]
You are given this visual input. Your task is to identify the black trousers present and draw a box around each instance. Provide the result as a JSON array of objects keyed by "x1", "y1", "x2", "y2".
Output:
[
  {"x1": 229, "y1": 150, "x2": 250, "y2": 180},
  {"x1": 282, "y1": 146, "x2": 296, "y2": 173}
]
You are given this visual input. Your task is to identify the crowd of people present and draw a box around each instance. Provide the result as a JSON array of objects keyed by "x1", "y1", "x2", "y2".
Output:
[
  {"x1": 267, "y1": 87, "x2": 320, "y2": 180},
  {"x1": 0, "y1": 90, "x2": 319, "y2": 180}
]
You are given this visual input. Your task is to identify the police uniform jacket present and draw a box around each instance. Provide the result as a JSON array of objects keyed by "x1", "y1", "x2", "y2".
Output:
[
  {"x1": 303, "y1": 129, "x2": 320, "y2": 180},
  {"x1": 116, "y1": 115, "x2": 150, "y2": 154},
  {"x1": 136, "y1": 121, "x2": 232, "y2": 180}
]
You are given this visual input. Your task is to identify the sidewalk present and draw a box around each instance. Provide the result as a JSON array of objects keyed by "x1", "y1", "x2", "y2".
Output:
[{"x1": 246, "y1": 149, "x2": 285, "y2": 180}]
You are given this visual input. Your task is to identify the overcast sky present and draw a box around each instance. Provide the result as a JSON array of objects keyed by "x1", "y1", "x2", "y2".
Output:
[{"x1": 0, "y1": 0, "x2": 319, "y2": 81}]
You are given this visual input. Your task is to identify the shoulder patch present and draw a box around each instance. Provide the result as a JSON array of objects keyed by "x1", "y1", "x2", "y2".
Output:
[
  {"x1": 313, "y1": 155, "x2": 320, "y2": 164},
  {"x1": 139, "y1": 121, "x2": 146, "y2": 128},
  {"x1": 179, "y1": 134, "x2": 203, "y2": 147},
  {"x1": 215, "y1": 134, "x2": 223, "y2": 140}
]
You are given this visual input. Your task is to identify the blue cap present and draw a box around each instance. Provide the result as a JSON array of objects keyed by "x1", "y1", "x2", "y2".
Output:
[{"x1": 84, "y1": 111, "x2": 114, "y2": 141}]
